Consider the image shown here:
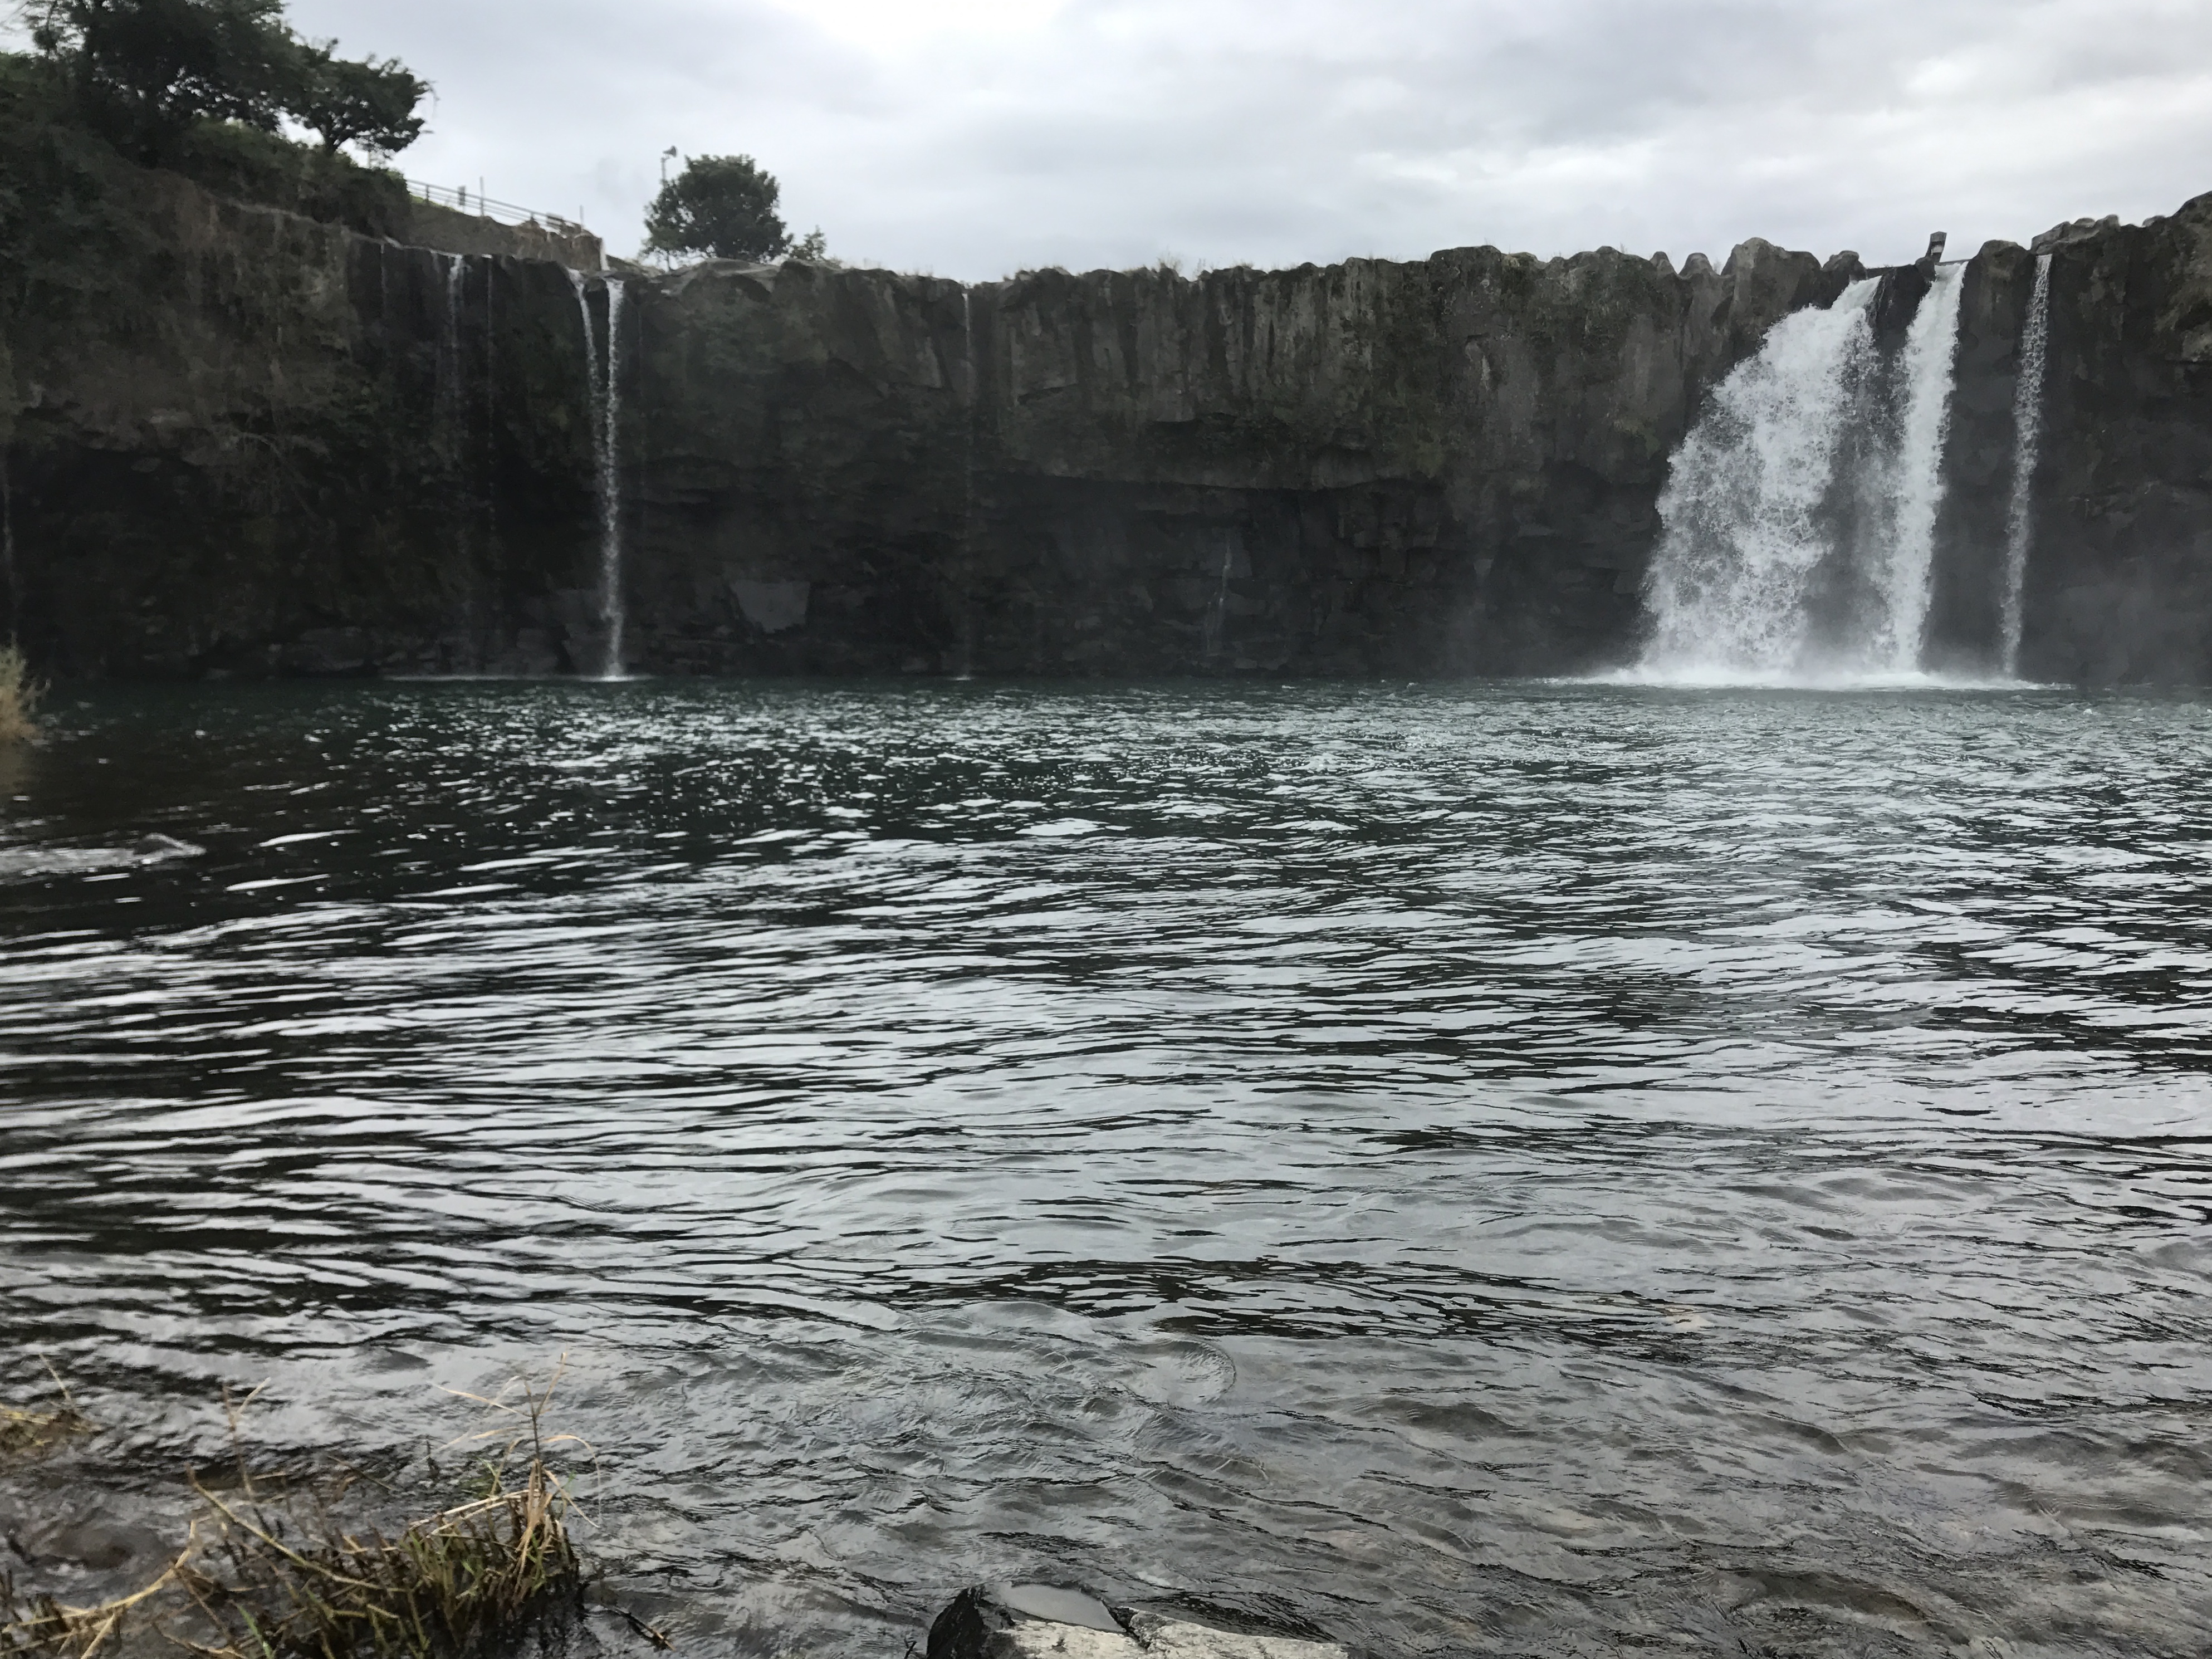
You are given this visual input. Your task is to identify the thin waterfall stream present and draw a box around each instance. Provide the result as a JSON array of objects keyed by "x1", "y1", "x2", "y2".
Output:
[
  {"x1": 568, "y1": 271, "x2": 628, "y2": 679},
  {"x1": 438, "y1": 254, "x2": 466, "y2": 453},
  {"x1": 2001, "y1": 253, "x2": 2054, "y2": 676},
  {"x1": 1877, "y1": 262, "x2": 1968, "y2": 669}
]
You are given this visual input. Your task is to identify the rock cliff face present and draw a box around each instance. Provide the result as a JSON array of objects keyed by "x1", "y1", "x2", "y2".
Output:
[
  {"x1": 622, "y1": 241, "x2": 1857, "y2": 677},
  {"x1": 3, "y1": 163, "x2": 606, "y2": 677},
  {"x1": 2022, "y1": 208, "x2": 2212, "y2": 683},
  {"x1": 8, "y1": 159, "x2": 2212, "y2": 683},
  {"x1": 1928, "y1": 206, "x2": 2212, "y2": 683}
]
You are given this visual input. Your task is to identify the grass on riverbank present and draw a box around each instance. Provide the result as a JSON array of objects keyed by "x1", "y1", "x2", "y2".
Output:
[
  {"x1": 0, "y1": 648, "x2": 41, "y2": 746},
  {"x1": 0, "y1": 1371, "x2": 592, "y2": 1659},
  {"x1": 180, "y1": 1452, "x2": 580, "y2": 1659}
]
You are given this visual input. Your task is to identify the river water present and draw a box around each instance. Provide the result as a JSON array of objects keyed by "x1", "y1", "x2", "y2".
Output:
[{"x1": 3, "y1": 681, "x2": 2209, "y2": 1657}]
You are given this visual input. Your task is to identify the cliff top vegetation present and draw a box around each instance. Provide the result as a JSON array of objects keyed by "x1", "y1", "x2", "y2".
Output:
[
  {"x1": 643, "y1": 150, "x2": 833, "y2": 267},
  {"x1": 0, "y1": 0, "x2": 428, "y2": 275},
  {"x1": 21, "y1": 0, "x2": 427, "y2": 163}
]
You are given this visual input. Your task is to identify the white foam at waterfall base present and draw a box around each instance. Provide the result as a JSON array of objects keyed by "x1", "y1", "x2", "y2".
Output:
[
  {"x1": 1629, "y1": 266, "x2": 1989, "y2": 689},
  {"x1": 1637, "y1": 279, "x2": 1879, "y2": 679},
  {"x1": 1580, "y1": 662, "x2": 2030, "y2": 692}
]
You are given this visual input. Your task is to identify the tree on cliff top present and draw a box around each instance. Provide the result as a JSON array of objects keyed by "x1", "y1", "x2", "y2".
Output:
[
  {"x1": 23, "y1": 0, "x2": 428, "y2": 163},
  {"x1": 28, "y1": 0, "x2": 297, "y2": 160},
  {"x1": 643, "y1": 153, "x2": 790, "y2": 263},
  {"x1": 290, "y1": 41, "x2": 425, "y2": 155}
]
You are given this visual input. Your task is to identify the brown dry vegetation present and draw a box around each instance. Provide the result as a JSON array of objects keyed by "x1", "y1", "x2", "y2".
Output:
[
  {"x1": 0, "y1": 647, "x2": 41, "y2": 746},
  {"x1": 0, "y1": 1371, "x2": 598, "y2": 1659}
]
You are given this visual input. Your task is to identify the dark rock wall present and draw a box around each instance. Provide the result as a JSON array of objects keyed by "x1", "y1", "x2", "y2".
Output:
[
  {"x1": 619, "y1": 239, "x2": 1850, "y2": 677},
  {"x1": 1926, "y1": 241, "x2": 2038, "y2": 674},
  {"x1": 2024, "y1": 204, "x2": 2212, "y2": 684},
  {"x1": 4, "y1": 168, "x2": 606, "y2": 677},
  {"x1": 9, "y1": 163, "x2": 2212, "y2": 683}
]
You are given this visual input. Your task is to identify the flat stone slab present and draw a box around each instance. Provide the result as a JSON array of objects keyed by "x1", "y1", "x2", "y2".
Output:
[
  {"x1": 928, "y1": 1584, "x2": 1346, "y2": 1659},
  {"x1": 1125, "y1": 1611, "x2": 1343, "y2": 1659}
]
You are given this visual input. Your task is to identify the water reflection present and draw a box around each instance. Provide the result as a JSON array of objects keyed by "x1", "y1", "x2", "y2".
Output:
[{"x1": 3, "y1": 681, "x2": 2210, "y2": 1656}]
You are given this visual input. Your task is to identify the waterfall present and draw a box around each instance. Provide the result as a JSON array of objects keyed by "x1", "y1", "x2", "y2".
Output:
[
  {"x1": 438, "y1": 254, "x2": 466, "y2": 450},
  {"x1": 1638, "y1": 263, "x2": 1969, "y2": 683},
  {"x1": 568, "y1": 271, "x2": 627, "y2": 679},
  {"x1": 1876, "y1": 262, "x2": 1966, "y2": 671},
  {"x1": 956, "y1": 288, "x2": 978, "y2": 677},
  {"x1": 1640, "y1": 279, "x2": 1880, "y2": 675},
  {"x1": 2000, "y1": 254, "x2": 2053, "y2": 676}
]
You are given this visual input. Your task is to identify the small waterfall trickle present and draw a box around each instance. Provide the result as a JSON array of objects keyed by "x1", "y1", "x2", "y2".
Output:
[
  {"x1": 437, "y1": 254, "x2": 467, "y2": 450},
  {"x1": 1203, "y1": 532, "x2": 1235, "y2": 660},
  {"x1": 568, "y1": 271, "x2": 628, "y2": 679},
  {"x1": 1639, "y1": 261, "x2": 1970, "y2": 682},
  {"x1": 2000, "y1": 253, "x2": 2053, "y2": 677},
  {"x1": 955, "y1": 288, "x2": 978, "y2": 677}
]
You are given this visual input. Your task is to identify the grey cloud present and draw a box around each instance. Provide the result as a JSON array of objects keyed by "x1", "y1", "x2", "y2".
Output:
[{"x1": 256, "y1": 0, "x2": 2212, "y2": 277}]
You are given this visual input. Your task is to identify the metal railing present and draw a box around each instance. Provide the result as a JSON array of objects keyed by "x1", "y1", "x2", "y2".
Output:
[{"x1": 407, "y1": 179, "x2": 591, "y2": 238}]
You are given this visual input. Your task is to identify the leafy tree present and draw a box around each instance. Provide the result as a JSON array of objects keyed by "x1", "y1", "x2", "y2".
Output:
[
  {"x1": 23, "y1": 0, "x2": 428, "y2": 165},
  {"x1": 291, "y1": 41, "x2": 425, "y2": 155},
  {"x1": 27, "y1": 0, "x2": 300, "y2": 162},
  {"x1": 643, "y1": 153, "x2": 790, "y2": 263}
]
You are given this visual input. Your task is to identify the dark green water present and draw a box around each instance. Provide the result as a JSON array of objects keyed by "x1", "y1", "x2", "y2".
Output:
[{"x1": 3, "y1": 679, "x2": 2209, "y2": 1657}]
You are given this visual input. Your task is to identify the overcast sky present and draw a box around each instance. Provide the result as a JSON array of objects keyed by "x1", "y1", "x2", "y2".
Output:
[{"x1": 252, "y1": 0, "x2": 2212, "y2": 276}]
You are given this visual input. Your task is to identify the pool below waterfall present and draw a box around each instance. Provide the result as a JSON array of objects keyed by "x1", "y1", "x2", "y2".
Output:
[{"x1": 3, "y1": 678, "x2": 2209, "y2": 1657}]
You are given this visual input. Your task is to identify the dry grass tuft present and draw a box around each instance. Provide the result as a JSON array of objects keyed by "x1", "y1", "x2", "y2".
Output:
[
  {"x1": 0, "y1": 647, "x2": 41, "y2": 747},
  {"x1": 0, "y1": 1367, "x2": 598, "y2": 1659},
  {"x1": 180, "y1": 1456, "x2": 580, "y2": 1659}
]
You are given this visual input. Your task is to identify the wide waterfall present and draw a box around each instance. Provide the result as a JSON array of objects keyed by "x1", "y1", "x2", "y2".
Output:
[
  {"x1": 2000, "y1": 254, "x2": 2054, "y2": 676},
  {"x1": 568, "y1": 272, "x2": 628, "y2": 679},
  {"x1": 1638, "y1": 263, "x2": 1968, "y2": 682}
]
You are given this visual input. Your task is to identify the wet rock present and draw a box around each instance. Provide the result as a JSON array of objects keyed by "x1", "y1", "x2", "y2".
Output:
[
  {"x1": 7, "y1": 1513, "x2": 168, "y2": 1573},
  {"x1": 1124, "y1": 1612, "x2": 1344, "y2": 1659},
  {"x1": 928, "y1": 1585, "x2": 1132, "y2": 1659},
  {"x1": 278, "y1": 628, "x2": 374, "y2": 677},
  {"x1": 1872, "y1": 261, "x2": 1932, "y2": 346},
  {"x1": 926, "y1": 1587, "x2": 1345, "y2": 1659}
]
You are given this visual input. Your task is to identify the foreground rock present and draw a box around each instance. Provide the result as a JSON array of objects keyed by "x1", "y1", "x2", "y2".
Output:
[{"x1": 927, "y1": 1584, "x2": 1347, "y2": 1659}]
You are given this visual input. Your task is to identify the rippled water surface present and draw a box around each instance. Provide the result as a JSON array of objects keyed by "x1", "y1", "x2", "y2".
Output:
[{"x1": 4, "y1": 681, "x2": 2211, "y2": 1657}]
